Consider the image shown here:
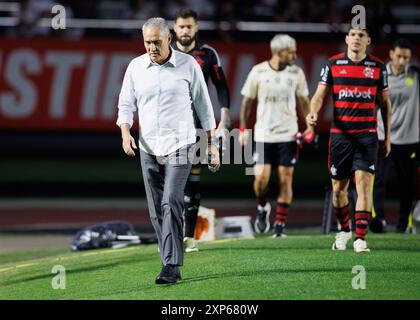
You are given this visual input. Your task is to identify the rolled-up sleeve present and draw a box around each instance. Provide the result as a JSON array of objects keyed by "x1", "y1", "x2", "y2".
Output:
[
  {"x1": 189, "y1": 59, "x2": 216, "y2": 131},
  {"x1": 116, "y1": 62, "x2": 137, "y2": 128}
]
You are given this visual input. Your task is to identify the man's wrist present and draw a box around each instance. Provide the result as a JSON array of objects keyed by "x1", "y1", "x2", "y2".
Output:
[
  {"x1": 207, "y1": 136, "x2": 218, "y2": 146},
  {"x1": 219, "y1": 118, "x2": 231, "y2": 128}
]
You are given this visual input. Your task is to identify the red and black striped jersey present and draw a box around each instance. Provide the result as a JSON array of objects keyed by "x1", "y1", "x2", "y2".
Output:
[
  {"x1": 319, "y1": 52, "x2": 389, "y2": 134},
  {"x1": 173, "y1": 42, "x2": 230, "y2": 109}
]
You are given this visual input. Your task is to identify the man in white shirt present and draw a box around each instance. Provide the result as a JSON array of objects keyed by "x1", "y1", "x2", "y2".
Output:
[
  {"x1": 238, "y1": 34, "x2": 313, "y2": 237},
  {"x1": 116, "y1": 17, "x2": 219, "y2": 284}
]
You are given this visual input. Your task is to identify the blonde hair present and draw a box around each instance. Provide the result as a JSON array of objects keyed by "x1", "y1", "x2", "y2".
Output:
[{"x1": 270, "y1": 34, "x2": 296, "y2": 53}]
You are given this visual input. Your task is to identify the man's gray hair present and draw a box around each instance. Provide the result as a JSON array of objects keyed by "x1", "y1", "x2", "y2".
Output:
[
  {"x1": 142, "y1": 17, "x2": 171, "y2": 35},
  {"x1": 270, "y1": 34, "x2": 296, "y2": 53}
]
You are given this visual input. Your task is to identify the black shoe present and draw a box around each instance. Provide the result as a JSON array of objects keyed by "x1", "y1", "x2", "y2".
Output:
[
  {"x1": 396, "y1": 221, "x2": 409, "y2": 233},
  {"x1": 155, "y1": 265, "x2": 181, "y2": 284},
  {"x1": 369, "y1": 217, "x2": 387, "y2": 233},
  {"x1": 272, "y1": 222, "x2": 286, "y2": 238}
]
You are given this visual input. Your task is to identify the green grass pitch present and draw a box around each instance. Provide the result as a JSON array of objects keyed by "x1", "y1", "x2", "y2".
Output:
[{"x1": 1, "y1": 231, "x2": 419, "y2": 300}]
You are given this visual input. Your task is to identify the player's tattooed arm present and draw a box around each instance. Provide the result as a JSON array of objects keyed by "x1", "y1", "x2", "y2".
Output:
[
  {"x1": 238, "y1": 96, "x2": 254, "y2": 146},
  {"x1": 216, "y1": 107, "x2": 232, "y2": 140},
  {"x1": 239, "y1": 96, "x2": 254, "y2": 129},
  {"x1": 297, "y1": 95, "x2": 313, "y2": 131}
]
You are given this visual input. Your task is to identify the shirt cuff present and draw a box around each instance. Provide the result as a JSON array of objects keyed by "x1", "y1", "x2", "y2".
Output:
[
  {"x1": 116, "y1": 116, "x2": 133, "y2": 128},
  {"x1": 200, "y1": 119, "x2": 216, "y2": 131}
]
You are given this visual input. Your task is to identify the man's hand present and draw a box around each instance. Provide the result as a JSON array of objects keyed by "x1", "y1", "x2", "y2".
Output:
[
  {"x1": 306, "y1": 112, "x2": 318, "y2": 127},
  {"x1": 122, "y1": 135, "x2": 137, "y2": 156},
  {"x1": 238, "y1": 129, "x2": 250, "y2": 146},
  {"x1": 215, "y1": 108, "x2": 232, "y2": 140},
  {"x1": 384, "y1": 139, "x2": 391, "y2": 158},
  {"x1": 208, "y1": 143, "x2": 221, "y2": 172}
]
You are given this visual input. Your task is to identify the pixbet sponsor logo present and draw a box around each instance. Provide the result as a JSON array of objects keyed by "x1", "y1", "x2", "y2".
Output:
[{"x1": 338, "y1": 88, "x2": 372, "y2": 100}]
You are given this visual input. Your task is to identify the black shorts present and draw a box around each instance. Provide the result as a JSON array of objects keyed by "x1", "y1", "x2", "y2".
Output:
[
  {"x1": 329, "y1": 133, "x2": 378, "y2": 180},
  {"x1": 253, "y1": 141, "x2": 298, "y2": 167}
]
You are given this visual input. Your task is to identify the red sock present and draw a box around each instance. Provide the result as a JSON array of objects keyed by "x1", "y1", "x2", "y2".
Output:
[
  {"x1": 333, "y1": 204, "x2": 351, "y2": 232},
  {"x1": 274, "y1": 202, "x2": 290, "y2": 226},
  {"x1": 355, "y1": 211, "x2": 371, "y2": 240}
]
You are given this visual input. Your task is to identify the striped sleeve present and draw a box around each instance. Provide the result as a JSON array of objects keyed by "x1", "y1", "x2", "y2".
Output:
[
  {"x1": 319, "y1": 61, "x2": 333, "y2": 86},
  {"x1": 205, "y1": 45, "x2": 231, "y2": 109},
  {"x1": 378, "y1": 63, "x2": 389, "y2": 92}
]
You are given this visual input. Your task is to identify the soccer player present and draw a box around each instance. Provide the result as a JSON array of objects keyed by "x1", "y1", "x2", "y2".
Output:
[
  {"x1": 173, "y1": 8, "x2": 231, "y2": 252},
  {"x1": 307, "y1": 27, "x2": 392, "y2": 253},
  {"x1": 371, "y1": 38, "x2": 419, "y2": 233},
  {"x1": 239, "y1": 34, "x2": 313, "y2": 237}
]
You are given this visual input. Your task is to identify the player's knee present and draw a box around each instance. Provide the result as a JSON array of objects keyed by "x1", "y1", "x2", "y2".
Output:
[
  {"x1": 332, "y1": 189, "x2": 347, "y2": 202},
  {"x1": 162, "y1": 193, "x2": 183, "y2": 212},
  {"x1": 280, "y1": 176, "x2": 292, "y2": 188},
  {"x1": 356, "y1": 177, "x2": 372, "y2": 195},
  {"x1": 281, "y1": 169, "x2": 293, "y2": 179}
]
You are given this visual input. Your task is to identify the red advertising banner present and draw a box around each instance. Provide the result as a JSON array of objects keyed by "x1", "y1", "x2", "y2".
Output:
[{"x1": 0, "y1": 38, "x2": 418, "y2": 131}]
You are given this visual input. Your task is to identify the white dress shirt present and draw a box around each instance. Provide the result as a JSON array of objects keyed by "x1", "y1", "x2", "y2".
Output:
[{"x1": 116, "y1": 48, "x2": 216, "y2": 156}]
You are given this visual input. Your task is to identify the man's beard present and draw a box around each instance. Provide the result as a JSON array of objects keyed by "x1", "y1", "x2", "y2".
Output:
[
  {"x1": 278, "y1": 60, "x2": 289, "y2": 70},
  {"x1": 178, "y1": 35, "x2": 194, "y2": 47}
]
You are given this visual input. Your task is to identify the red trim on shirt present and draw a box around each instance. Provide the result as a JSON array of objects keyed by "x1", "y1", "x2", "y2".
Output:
[
  {"x1": 369, "y1": 54, "x2": 385, "y2": 64},
  {"x1": 330, "y1": 128, "x2": 376, "y2": 133},
  {"x1": 334, "y1": 115, "x2": 376, "y2": 122},
  {"x1": 334, "y1": 101, "x2": 376, "y2": 109},
  {"x1": 329, "y1": 53, "x2": 346, "y2": 60}
]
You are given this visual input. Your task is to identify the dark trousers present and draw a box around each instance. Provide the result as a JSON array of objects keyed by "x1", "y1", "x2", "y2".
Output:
[
  {"x1": 140, "y1": 145, "x2": 194, "y2": 266},
  {"x1": 373, "y1": 142, "x2": 418, "y2": 231}
]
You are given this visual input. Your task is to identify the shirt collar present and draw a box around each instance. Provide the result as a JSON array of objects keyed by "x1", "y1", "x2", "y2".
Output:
[
  {"x1": 147, "y1": 47, "x2": 177, "y2": 68},
  {"x1": 386, "y1": 62, "x2": 391, "y2": 74},
  {"x1": 187, "y1": 41, "x2": 199, "y2": 54},
  {"x1": 387, "y1": 61, "x2": 409, "y2": 76},
  {"x1": 172, "y1": 41, "x2": 199, "y2": 54},
  {"x1": 345, "y1": 52, "x2": 367, "y2": 65}
]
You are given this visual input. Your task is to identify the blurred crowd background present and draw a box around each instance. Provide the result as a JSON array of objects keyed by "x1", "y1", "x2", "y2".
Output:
[{"x1": 1, "y1": 0, "x2": 419, "y2": 41}]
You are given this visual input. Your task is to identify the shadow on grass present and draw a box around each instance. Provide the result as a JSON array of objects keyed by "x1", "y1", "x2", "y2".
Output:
[
  {"x1": 76, "y1": 263, "x2": 420, "y2": 299},
  {"x1": 201, "y1": 246, "x2": 327, "y2": 252},
  {"x1": 179, "y1": 265, "x2": 420, "y2": 284},
  {"x1": 202, "y1": 244, "x2": 420, "y2": 253}
]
